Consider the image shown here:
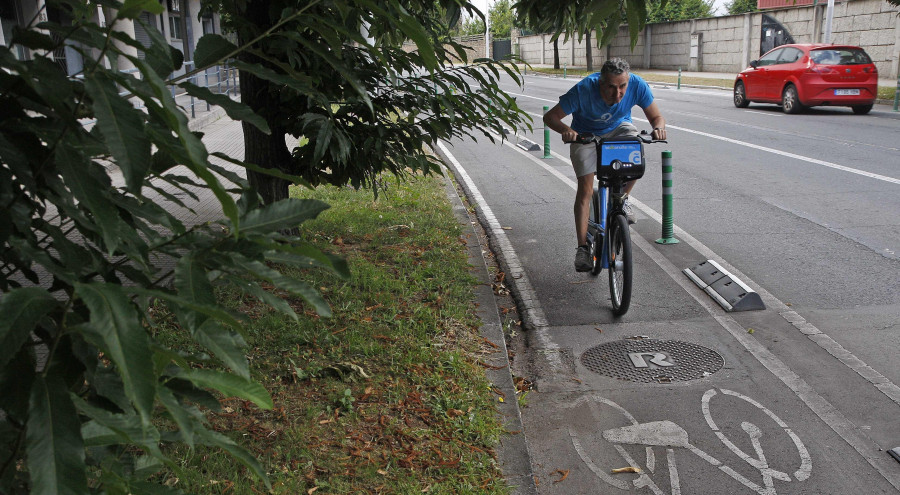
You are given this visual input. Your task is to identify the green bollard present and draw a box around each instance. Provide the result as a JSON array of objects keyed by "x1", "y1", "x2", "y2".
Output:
[
  {"x1": 543, "y1": 105, "x2": 551, "y2": 158},
  {"x1": 677, "y1": 68, "x2": 682, "y2": 90},
  {"x1": 564, "y1": 63, "x2": 567, "y2": 79},
  {"x1": 893, "y1": 75, "x2": 899, "y2": 112},
  {"x1": 655, "y1": 151, "x2": 679, "y2": 245}
]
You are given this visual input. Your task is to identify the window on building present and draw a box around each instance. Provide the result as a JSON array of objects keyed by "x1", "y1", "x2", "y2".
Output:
[
  {"x1": 201, "y1": 15, "x2": 214, "y2": 35},
  {"x1": 168, "y1": 14, "x2": 182, "y2": 39}
]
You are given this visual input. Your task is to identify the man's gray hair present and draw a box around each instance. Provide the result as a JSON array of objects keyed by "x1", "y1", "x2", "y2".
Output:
[{"x1": 600, "y1": 58, "x2": 630, "y2": 79}]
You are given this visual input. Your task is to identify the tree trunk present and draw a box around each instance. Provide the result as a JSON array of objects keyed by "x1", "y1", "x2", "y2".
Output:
[
  {"x1": 240, "y1": 70, "x2": 291, "y2": 205},
  {"x1": 553, "y1": 38, "x2": 560, "y2": 69},
  {"x1": 238, "y1": 0, "x2": 292, "y2": 206},
  {"x1": 585, "y1": 31, "x2": 593, "y2": 72}
]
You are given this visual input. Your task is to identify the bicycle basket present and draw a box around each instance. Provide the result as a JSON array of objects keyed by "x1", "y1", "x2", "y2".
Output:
[{"x1": 597, "y1": 138, "x2": 645, "y2": 181}]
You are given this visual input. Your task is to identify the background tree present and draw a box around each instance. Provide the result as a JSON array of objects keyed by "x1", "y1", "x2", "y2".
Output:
[
  {"x1": 585, "y1": 29, "x2": 594, "y2": 71},
  {"x1": 727, "y1": 0, "x2": 759, "y2": 15},
  {"x1": 201, "y1": 0, "x2": 530, "y2": 205},
  {"x1": 451, "y1": 11, "x2": 486, "y2": 36},
  {"x1": 489, "y1": 0, "x2": 515, "y2": 39},
  {"x1": 648, "y1": 0, "x2": 715, "y2": 22}
]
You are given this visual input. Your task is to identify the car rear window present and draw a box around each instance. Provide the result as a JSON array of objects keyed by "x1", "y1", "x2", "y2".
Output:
[{"x1": 809, "y1": 48, "x2": 872, "y2": 66}]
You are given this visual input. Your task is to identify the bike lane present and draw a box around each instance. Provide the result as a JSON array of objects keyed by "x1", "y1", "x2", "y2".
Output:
[{"x1": 438, "y1": 134, "x2": 900, "y2": 494}]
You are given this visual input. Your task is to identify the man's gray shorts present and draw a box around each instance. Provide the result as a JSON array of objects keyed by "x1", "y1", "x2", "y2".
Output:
[{"x1": 570, "y1": 122, "x2": 639, "y2": 178}]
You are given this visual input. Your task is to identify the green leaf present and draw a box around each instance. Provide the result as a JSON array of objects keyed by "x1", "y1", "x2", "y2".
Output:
[
  {"x1": 625, "y1": 0, "x2": 648, "y2": 47},
  {"x1": 80, "y1": 421, "x2": 121, "y2": 447},
  {"x1": 117, "y1": 0, "x2": 163, "y2": 19},
  {"x1": 55, "y1": 147, "x2": 123, "y2": 254},
  {"x1": 229, "y1": 60, "x2": 314, "y2": 95},
  {"x1": 193, "y1": 34, "x2": 238, "y2": 69},
  {"x1": 235, "y1": 259, "x2": 331, "y2": 316},
  {"x1": 231, "y1": 278, "x2": 298, "y2": 322},
  {"x1": 157, "y1": 386, "x2": 196, "y2": 448},
  {"x1": 192, "y1": 319, "x2": 249, "y2": 378},
  {"x1": 240, "y1": 198, "x2": 328, "y2": 234},
  {"x1": 138, "y1": 16, "x2": 182, "y2": 76},
  {"x1": 163, "y1": 378, "x2": 221, "y2": 411},
  {"x1": 397, "y1": 14, "x2": 437, "y2": 70},
  {"x1": 195, "y1": 429, "x2": 270, "y2": 488},
  {"x1": 84, "y1": 73, "x2": 151, "y2": 194},
  {"x1": 73, "y1": 396, "x2": 165, "y2": 459},
  {"x1": 0, "y1": 287, "x2": 57, "y2": 371},
  {"x1": 26, "y1": 374, "x2": 89, "y2": 495},
  {"x1": 179, "y1": 81, "x2": 270, "y2": 134},
  {"x1": 129, "y1": 287, "x2": 244, "y2": 332},
  {"x1": 211, "y1": 152, "x2": 311, "y2": 187},
  {"x1": 174, "y1": 254, "x2": 215, "y2": 327},
  {"x1": 76, "y1": 283, "x2": 156, "y2": 425},
  {"x1": 0, "y1": 347, "x2": 36, "y2": 423},
  {"x1": 178, "y1": 369, "x2": 272, "y2": 409}
]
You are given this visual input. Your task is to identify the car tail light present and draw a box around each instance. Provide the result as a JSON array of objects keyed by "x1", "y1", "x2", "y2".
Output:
[
  {"x1": 807, "y1": 64, "x2": 835, "y2": 74},
  {"x1": 863, "y1": 66, "x2": 877, "y2": 74}
]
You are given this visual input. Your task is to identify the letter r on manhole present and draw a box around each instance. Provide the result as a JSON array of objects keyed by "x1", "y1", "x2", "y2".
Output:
[{"x1": 628, "y1": 352, "x2": 675, "y2": 368}]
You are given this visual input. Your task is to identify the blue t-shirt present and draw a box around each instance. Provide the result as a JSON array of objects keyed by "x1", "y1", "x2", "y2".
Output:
[{"x1": 559, "y1": 73, "x2": 654, "y2": 135}]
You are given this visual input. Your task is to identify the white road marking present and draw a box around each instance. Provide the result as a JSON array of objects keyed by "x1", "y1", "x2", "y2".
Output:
[
  {"x1": 481, "y1": 131, "x2": 900, "y2": 490},
  {"x1": 435, "y1": 141, "x2": 562, "y2": 372},
  {"x1": 746, "y1": 110, "x2": 782, "y2": 116},
  {"x1": 569, "y1": 389, "x2": 812, "y2": 494},
  {"x1": 508, "y1": 91, "x2": 899, "y2": 185},
  {"x1": 633, "y1": 117, "x2": 900, "y2": 185}
]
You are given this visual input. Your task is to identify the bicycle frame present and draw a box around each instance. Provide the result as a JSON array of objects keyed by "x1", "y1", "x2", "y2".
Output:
[{"x1": 587, "y1": 187, "x2": 611, "y2": 269}]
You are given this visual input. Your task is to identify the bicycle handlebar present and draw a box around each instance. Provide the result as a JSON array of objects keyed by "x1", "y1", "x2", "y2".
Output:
[{"x1": 564, "y1": 130, "x2": 667, "y2": 145}]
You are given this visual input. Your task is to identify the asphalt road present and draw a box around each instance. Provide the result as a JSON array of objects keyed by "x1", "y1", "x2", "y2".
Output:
[{"x1": 438, "y1": 73, "x2": 900, "y2": 494}]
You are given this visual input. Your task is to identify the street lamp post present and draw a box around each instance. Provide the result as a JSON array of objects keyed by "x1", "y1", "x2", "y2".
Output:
[
  {"x1": 485, "y1": 5, "x2": 491, "y2": 59},
  {"x1": 823, "y1": 0, "x2": 835, "y2": 43}
]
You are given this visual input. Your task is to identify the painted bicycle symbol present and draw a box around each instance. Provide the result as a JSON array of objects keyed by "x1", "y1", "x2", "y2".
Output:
[{"x1": 566, "y1": 388, "x2": 812, "y2": 494}]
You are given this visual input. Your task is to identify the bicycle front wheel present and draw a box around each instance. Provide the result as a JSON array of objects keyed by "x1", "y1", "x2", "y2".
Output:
[{"x1": 608, "y1": 214, "x2": 633, "y2": 316}]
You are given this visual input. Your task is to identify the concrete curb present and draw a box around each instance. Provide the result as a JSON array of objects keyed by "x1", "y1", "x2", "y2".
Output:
[{"x1": 437, "y1": 163, "x2": 537, "y2": 495}]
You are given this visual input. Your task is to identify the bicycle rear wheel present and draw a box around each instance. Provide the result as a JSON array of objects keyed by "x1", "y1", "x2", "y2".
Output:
[
  {"x1": 589, "y1": 190, "x2": 602, "y2": 276},
  {"x1": 608, "y1": 214, "x2": 633, "y2": 316}
]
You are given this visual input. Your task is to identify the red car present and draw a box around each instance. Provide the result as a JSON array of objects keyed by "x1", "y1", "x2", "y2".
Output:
[{"x1": 734, "y1": 44, "x2": 878, "y2": 114}]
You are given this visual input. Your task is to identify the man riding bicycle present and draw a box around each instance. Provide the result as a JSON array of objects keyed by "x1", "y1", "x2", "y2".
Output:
[{"x1": 543, "y1": 58, "x2": 667, "y2": 272}]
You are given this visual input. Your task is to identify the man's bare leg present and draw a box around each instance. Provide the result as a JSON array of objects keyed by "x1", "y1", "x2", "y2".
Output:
[{"x1": 575, "y1": 173, "x2": 595, "y2": 246}]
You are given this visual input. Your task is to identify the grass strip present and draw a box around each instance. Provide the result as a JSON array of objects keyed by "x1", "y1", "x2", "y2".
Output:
[{"x1": 156, "y1": 173, "x2": 510, "y2": 494}]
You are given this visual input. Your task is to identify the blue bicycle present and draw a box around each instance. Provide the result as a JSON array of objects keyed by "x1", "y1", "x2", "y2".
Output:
[{"x1": 574, "y1": 131, "x2": 666, "y2": 316}]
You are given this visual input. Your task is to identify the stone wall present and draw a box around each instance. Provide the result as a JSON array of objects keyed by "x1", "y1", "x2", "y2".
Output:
[
  {"x1": 645, "y1": 21, "x2": 692, "y2": 70},
  {"x1": 402, "y1": 34, "x2": 485, "y2": 63},
  {"x1": 514, "y1": 0, "x2": 900, "y2": 77}
]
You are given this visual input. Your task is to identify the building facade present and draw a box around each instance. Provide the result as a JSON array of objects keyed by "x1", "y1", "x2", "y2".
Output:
[{"x1": 0, "y1": 0, "x2": 219, "y2": 76}]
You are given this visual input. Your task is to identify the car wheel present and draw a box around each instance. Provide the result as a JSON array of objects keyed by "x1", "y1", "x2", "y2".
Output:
[
  {"x1": 851, "y1": 104, "x2": 873, "y2": 115},
  {"x1": 734, "y1": 81, "x2": 750, "y2": 108},
  {"x1": 782, "y1": 84, "x2": 804, "y2": 114}
]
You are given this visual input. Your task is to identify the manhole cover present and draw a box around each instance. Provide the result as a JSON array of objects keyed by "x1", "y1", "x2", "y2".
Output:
[{"x1": 581, "y1": 339, "x2": 723, "y2": 383}]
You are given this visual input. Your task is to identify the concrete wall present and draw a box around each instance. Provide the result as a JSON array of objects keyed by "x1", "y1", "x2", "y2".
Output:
[{"x1": 515, "y1": 0, "x2": 900, "y2": 78}]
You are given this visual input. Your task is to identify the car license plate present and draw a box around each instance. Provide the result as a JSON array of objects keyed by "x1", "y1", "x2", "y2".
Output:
[{"x1": 835, "y1": 89, "x2": 860, "y2": 96}]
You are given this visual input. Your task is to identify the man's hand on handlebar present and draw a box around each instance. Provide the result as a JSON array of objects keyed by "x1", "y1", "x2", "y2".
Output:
[
  {"x1": 561, "y1": 128, "x2": 578, "y2": 144},
  {"x1": 652, "y1": 127, "x2": 667, "y2": 141}
]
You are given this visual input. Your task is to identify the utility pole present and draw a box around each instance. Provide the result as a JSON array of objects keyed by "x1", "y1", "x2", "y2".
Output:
[
  {"x1": 485, "y1": 2, "x2": 491, "y2": 59},
  {"x1": 823, "y1": 0, "x2": 835, "y2": 43}
]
